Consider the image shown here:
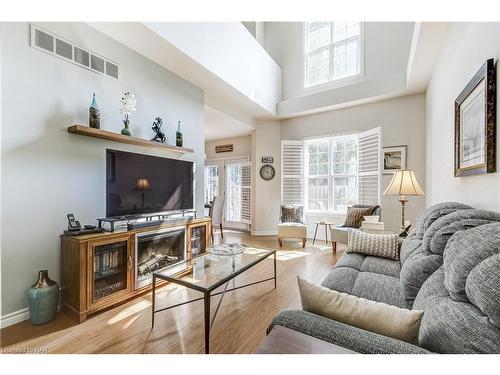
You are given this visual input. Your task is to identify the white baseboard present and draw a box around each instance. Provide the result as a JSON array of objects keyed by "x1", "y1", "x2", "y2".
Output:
[
  {"x1": 251, "y1": 230, "x2": 277, "y2": 236},
  {"x1": 1, "y1": 307, "x2": 29, "y2": 329}
]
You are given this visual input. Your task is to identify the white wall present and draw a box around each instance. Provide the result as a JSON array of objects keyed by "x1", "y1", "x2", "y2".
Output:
[
  {"x1": 1, "y1": 23, "x2": 205, "y2": 317},
  {"x1": 264, "y1": 22, "x2": 414, "y2": 101},
  {"x1": 251, "y1": 120, "x2": 282, "y2": 235},
  {"x1": 205, "y1": 135, "x2": 252, "y2": 161},
  {"x1": 426, "y1": 23, "x2": 500, "y2": 210},
  {"x1": 281, "y1": 94, "x2": 426, "y2": 236},
  {"x1": 145, "y1": 22, "x2": 281, "y2": 116}
]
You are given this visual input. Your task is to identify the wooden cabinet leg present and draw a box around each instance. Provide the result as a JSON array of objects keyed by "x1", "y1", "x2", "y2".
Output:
[
  {"x1": 278, "y1": 237, "x2": 282, "y2": 247},
  {"x1": 302, "y1": 238, "x2": 306, "y2": 248},
  {"x1": 332, "y1": 241, "x2": 337, "y2": 253}
]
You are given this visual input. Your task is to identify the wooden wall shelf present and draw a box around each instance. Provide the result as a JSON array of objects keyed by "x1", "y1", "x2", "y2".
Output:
[{"x1": 68, "y1": 125, "x2": 194, "y2": 154}]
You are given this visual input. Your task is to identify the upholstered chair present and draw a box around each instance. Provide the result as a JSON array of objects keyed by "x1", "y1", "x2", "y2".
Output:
[
  {"x1": 209, "y1": 196, "x2": 225, "y2": 241},
  {"x1": 331, "y1": 204, "x2": 381, "y2": 251},
  {"x1": 277, "y1": 204, "x2": 307, "y2": 248}
]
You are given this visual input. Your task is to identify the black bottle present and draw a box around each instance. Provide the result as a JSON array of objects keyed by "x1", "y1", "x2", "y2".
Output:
[{"x1": 176, "y1": 121, "x2": 183, "y2": 147}]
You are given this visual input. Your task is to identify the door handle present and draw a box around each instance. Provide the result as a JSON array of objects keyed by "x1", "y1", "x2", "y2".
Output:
[{"x1": 127, "y1": 255, "x2": 133, "y2": 271}]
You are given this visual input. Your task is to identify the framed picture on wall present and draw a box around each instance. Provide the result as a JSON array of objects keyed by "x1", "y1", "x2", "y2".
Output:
[
  {"x1": 455, "y1": 58, "x2": 496, "y2": 177},
  {"x1": 383, "y1": 145, "x2": 407, "y2": 174}
]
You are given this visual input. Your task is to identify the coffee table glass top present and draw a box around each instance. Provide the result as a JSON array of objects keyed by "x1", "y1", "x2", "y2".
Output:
[{"x1": 153, "y1": 247, "x2": 275, "y2": 292}]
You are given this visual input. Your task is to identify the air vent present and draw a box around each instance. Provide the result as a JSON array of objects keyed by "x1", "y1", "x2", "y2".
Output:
[
  {"x1": 55, "y1": 38, "x2": 72, "y2": 60},
  {"x1": 34, "y1": 28, "x2": 54, "y2": 52},
  {"x1": 30, "y1": 24, "x2": 119, "y2": 80}
]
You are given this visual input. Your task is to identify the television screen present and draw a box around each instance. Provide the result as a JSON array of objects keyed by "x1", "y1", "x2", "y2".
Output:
[{"x1": 106, "y1": 149, "x2": 194, "y2": 218}]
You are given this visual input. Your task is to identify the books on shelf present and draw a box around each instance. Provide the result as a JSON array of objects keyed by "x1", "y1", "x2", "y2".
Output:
[
  {"x1": 361, "y1": 221, "x2": 385, "y2": 231},
  {"x1": 94, "y1": 249, "x2": 124, "y2": 274}
]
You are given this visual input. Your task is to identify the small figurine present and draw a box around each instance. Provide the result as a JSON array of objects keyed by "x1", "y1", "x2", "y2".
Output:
[{"x1": 151, "y1": 117, "x2": 166, "y2": 143}]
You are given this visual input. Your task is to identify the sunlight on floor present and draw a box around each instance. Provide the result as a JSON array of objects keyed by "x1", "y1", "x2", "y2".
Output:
[
  {"x1": 276, "y1": 250, "x2": 310, "y2": 261},
  {"x1": 107, "y1": 299, "x2": 150, "y2": 326}
]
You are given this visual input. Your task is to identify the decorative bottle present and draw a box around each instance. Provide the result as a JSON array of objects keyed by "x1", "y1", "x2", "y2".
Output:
[
  {"x1": 27, "y1": 270, "x2": 59, "y2": 325},
  {"x1": 176, "y1": 121, "x2": 183, "y2": 147},
  {"x1": 89, "y1": 93, "x2": 100, "y2": 129}
]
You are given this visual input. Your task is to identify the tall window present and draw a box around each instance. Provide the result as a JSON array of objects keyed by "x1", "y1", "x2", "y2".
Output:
[
  {"x1": 305, "y1": 134, "x2": 358, "y2": 213},
  {"x1": 226, "y1": 163, "x2": 242, "y2": 222},
  {"x1": 304, "y1": 22, "x2": 362, "y2": 88},
  {"x1": 204, "y1": 165, "x2": 219, "y2": 204}
]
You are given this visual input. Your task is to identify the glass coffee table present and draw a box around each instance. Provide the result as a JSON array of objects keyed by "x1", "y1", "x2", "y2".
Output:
[{"x1": 151, "y1": 247, "x2": 277, "y2": 354}]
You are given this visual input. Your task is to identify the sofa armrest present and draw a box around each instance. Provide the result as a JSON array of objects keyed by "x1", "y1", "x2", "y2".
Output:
[{"x1": 267, "y1": 310, "x2": 430, "y2": 354}]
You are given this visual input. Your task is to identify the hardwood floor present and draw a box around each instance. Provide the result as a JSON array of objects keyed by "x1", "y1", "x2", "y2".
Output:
[{"x1": 1, "y1": 231, "x2": 342, "y2": 354}]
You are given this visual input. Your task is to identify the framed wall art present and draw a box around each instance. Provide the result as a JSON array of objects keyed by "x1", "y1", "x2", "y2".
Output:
[
  {"x1": 383, "y1": 145, "x2": 407, "y2": 174},
  {"x1": 455, "y1": 58, "x2": 496, "y2": 177}
]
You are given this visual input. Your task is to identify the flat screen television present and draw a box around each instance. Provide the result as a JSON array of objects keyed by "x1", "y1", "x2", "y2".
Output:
[{"x1": 106, "y1": 149, "x2": 194, "y2": 218}]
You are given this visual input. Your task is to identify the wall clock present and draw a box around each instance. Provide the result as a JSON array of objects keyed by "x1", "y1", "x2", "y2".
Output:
[{"x1": 260, "y1": 164, "x2": 275, "y2": 181}]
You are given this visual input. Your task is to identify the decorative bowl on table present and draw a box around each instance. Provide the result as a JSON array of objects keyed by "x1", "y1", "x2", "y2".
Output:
[
  {"x1": 208, "y1": 243, "x2": 247, "y2": 256},
  {"x1": 363, "y1": 215, "x2": 380, "y2": 223}
]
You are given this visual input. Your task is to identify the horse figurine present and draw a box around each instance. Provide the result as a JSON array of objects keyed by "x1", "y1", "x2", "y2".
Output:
[{"x1": 151, "y1": 117, "x2": 166, "y2": 143}]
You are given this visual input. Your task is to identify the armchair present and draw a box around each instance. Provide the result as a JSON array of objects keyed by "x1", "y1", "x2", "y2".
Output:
[{"x1": 277, "y1": 204, "x2": 307, "y2": 248}]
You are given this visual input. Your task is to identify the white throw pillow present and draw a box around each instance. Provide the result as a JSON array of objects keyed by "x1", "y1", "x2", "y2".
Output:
[
  {"x1": 297, "y1": 276, "x2": 423, "y2": 344},
  {"x1": 347, "y1": 229, "x2": 400, "y2": 260}
]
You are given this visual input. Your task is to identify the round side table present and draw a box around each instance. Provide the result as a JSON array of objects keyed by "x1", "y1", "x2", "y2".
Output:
[{"x1": 312, "y1": 222, "x2": 335, "y2": 245}]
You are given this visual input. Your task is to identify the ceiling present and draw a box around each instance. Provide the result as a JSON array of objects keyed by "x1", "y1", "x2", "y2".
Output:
[{"x1": 204, "y1": 106, "x2": 254, "y2": 141}]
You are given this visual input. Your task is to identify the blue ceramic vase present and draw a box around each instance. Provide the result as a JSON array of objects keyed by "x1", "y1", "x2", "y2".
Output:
[{"x1": 27, "y1": 270, "x2": 59, "y2": 325}]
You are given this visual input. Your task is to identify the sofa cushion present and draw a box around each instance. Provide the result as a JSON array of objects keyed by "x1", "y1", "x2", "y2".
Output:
[
  {"x1": 344, "y1": 206, "x2": 375, "y2": 228},
  {"x1": 414, "y1": 268, "x2": 500, "y2": 353},
  {"x1": 280, "y1": 204, "x2": 304, "y2": 223},
  {"x1": 298, "y1": 277, "x2": 424, "y2": 344},
  {"x1": 323, "y1": 252, "x2": 404, "y2": 307},
  {"x1": 413, "y1": 224, "x2": 500, "y2": 353},
  {"x1": 347, "y1": 229, "x2": 400, "y2": 260},
  {"x1": 414, "y1": 202, "x2": 471, "y2": 239}
]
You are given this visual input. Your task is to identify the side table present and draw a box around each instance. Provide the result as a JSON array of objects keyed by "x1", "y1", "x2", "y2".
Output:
[{"x1": 312, "y1": 222, "x2": 335, "y2": 245}]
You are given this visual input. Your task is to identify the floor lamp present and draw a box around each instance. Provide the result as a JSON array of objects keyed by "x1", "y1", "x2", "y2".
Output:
[{"x1": 383, "y1": 170, "x2": 425, "y2": 229}]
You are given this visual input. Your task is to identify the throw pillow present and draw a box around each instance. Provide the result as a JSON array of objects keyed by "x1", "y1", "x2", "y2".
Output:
[
  {"x1": 280, "y1": 204, "x2": 304, "y2": 223},
  {"x1": 347, "y1": 229, "x2": 400, "y2": 260},
  {"x1": 297, "y1": 276, "x2": 424, "y2": 344},
  {"x1": 344, "y1": 206, "x2": 376, "y2": 228}
]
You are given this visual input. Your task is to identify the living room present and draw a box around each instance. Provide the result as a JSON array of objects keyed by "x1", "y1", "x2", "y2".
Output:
[{"x1": 1, "y1": 0, "x2": 499, "y2": 372}]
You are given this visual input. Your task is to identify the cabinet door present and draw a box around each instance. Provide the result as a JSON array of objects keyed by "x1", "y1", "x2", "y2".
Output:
[
  {"x1": 189, "y1": 223, "x2": 209, "y2": 258},
  {"x1": 88, "y1": 237, "x2": 132, "y2": 309}
]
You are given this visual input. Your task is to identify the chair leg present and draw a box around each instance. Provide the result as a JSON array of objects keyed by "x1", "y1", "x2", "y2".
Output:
[
  {"x1": 278, "y1": 237, "x2": 282, "y2": 248},
  {"x1": 332, "y1": 241, "x2": 337, "y2": 253},
  {"x1": 302, "y1": 238, "x2": 306, "y2": 248},
  {"x1": 220, "y1": 223, "x2": 223, "y2": 238}
]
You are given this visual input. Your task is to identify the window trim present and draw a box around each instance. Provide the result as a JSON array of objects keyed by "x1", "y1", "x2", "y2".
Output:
[
  {"x1": 304, "y1": 133, "x2": 359, "y2": 215},
  {"x1": 302, "y1": 22, "x2": 365, "y2": 93}
]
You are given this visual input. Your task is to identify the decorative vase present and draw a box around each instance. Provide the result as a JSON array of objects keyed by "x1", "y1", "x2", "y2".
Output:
[
  {"x1": 121, "y1": 117, "x2": 131, "y2": 136},
  {"x1": 27, "y1": 270, "x2": 59, "y2": 325},
  {"x1": 89, "y1": 93, "x2": 100, "y2": 129},
  {"x1": 176, "y1": 121, "x2": 183, "y2": 147}
]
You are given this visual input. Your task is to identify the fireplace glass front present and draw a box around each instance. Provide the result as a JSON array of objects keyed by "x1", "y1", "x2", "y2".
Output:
[{"x1": 135, "y1": 228, "x2": 185, "y2": 288}]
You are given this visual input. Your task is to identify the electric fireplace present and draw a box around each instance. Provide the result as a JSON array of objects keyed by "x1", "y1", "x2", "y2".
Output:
[{"x1": 135, "y1": 227, "x2": 186, "y2": 288}]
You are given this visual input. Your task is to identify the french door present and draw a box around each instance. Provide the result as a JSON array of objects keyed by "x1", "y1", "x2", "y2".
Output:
[{"x1": 204, "y1": 158, "x2": 251, "y2": 228}]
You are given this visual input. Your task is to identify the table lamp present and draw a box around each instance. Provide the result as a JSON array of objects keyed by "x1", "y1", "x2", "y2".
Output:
[
  {"x1": 383, "y1": 170, "x2": 424, "y2": 229},
  {"x1": 135, "y1": 178, "x2": 151, "y2": 210}
]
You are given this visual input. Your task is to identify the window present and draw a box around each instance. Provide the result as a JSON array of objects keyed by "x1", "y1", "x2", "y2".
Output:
[
  {"x1": 305, "y1": 134, "x2": 358, "y2": 213},
  {"x1": 304, "y1": 22, "x2": 362, "y2": 88},
  {"x1": 204, "y1": 165, "x2": 219, "y2": 204},
  {"x1": 226, "y1": 163, "x2": 242, "y2": 222}
]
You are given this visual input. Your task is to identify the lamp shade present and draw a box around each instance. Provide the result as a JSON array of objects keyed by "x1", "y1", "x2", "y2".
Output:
[
  {"x1": 383, "y1": 170, "x2": 424, "y2": 196},
  {"x1": 135, "y1": 178, "x2": 151, "y2": 191}
]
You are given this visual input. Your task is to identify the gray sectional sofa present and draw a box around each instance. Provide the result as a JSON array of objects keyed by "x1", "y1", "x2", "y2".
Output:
[{"x1": 268, "y1": 202, "x2": 500, "y2": 353}]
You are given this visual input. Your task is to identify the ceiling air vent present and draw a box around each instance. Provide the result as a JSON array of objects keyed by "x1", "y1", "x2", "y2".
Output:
[{"x1": 30, "y1": 24, "x2": 119, "y2": 80}]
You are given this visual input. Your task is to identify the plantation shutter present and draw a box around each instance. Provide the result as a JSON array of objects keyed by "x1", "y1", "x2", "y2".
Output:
[
  {"x1": 281, "y1": 140, "x2": 304, "y2": 205},
  {"x1": 240, "y1": 162, "x2": 252, "y2": 224},
  {"x1": 358, "y1": 127, "x2": 381, "y2": 205}
]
